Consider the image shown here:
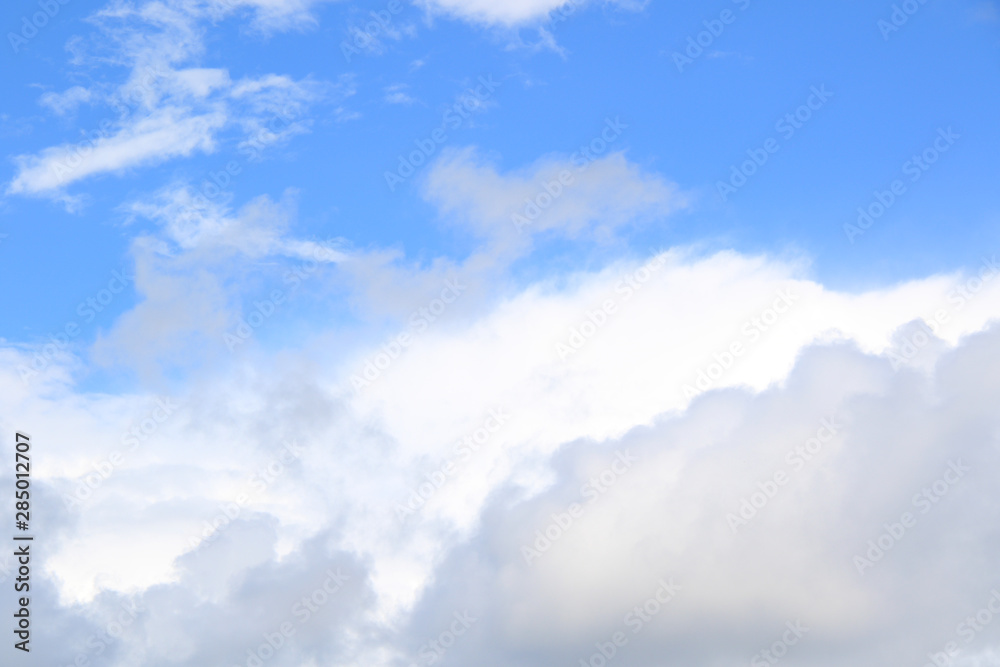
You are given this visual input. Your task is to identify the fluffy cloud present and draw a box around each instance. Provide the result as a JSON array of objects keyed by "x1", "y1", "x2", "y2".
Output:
[
  {"x1": 402, "y1": 330, "x2": 1000, "y2": 667},
  {"x1": 423, "y1": 145, "x2": 688, "y2": 252},
  {"x1": 4, "y1": 242, "x2": 1000, "y2": 665},
  {"x1": 3, "y1": 3, "x2": 998, "y2": 657}
]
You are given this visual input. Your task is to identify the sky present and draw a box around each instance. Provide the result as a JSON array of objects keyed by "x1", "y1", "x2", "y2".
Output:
[{"x1": 1, "y1": 0, "x2": 1000, "y2": 665}]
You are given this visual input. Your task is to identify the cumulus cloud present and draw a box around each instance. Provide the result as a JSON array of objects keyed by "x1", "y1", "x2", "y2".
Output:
[
  {"x1": 4, "y1": 241, "x2": 1000, "y2": 665},
  {"x1": 402, "y1": 330, "x2": 1000, "y2": 667},
  {"x1": 3, "y1": 0, "x2": 995, "y2": 663}
]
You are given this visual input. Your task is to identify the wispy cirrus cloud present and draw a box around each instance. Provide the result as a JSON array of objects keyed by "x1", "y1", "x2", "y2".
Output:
[
  {"x1": 415, "y1": 0, "x2": 646, "y2": 27},
  {"x1": 5, "y1": 0, "x2": 347, "y2": 204},
  {"x1": 38, "y1": 86, "x2": 95, "y2": 116},
  {"x1": 88, "y1": 185, "x2": 346, "y2": 375},
  {"x1": 8, "y1": 108, "x2": 228, "y2": 196}
]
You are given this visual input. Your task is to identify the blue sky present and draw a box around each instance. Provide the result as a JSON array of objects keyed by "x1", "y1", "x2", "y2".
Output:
[{"x1": 2, "y1": 0, "x2": 998, "y2": 347}]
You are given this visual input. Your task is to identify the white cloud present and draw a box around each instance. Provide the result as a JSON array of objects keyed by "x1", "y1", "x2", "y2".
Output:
[
  {"x1": 416, "y1": 0, "x2": 643, "y2": 27},
  {"x1": 384, "y1": 83, "x2": 416, "y2": 105},
  {"x1": 167, "y1": 68, "x2": 233, "y2": 99},
  {"x1": 342, "y1": 9, "x2": 415, "y2": 58},
  {"x1": 206, "y1": 0, "x2": 337, "y2": 33},
  {"x1": 6, "y1": 0, "x2": 346, "y2": 202},
  {"x1": 399, "y1": 328, "x2": 1000, "y2": 666},
  {"x1": 417, "y1": 0, "x2": 577, "y2": 26},
  {"x1": 8, "y1": 107, "x2": 228, "y2": 195},
  {"x1": 39, "y1": 86, "x2": 94, "y2": 115},
  {"x1": 89, "y1": 187, "x2": 346, "y2": 374},
  {"x1": 4, "y1": 9, "x2": 999, "y2": 651},
  {"x1": 126, "y1": 183, "x2": 347, "y2": 261},
  {"x1": 5, "y1": 243, "x2": 1000, "y2": 665},
  {"x1": 423, "y1": 146, "x2": 689, "y2": 248}
]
